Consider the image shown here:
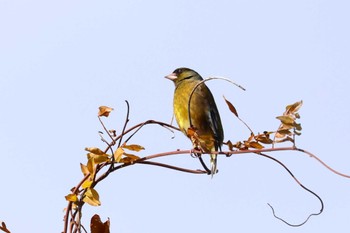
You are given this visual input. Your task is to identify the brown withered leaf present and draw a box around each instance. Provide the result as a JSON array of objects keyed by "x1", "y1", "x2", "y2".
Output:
[
  {"x1": 243, "y1": 140, "x2": 250, "y2": 149},
  {"x1": 285, "y1": 100, "x2": 303, "y2": 115},
  {"x1": 91, "y1": 153, "x2": 110, "y2": 164},
  {"x1": 294, "y1": 123, "x2": 302, "y2": 131},
  {"x1": 123, "y1": 153, "x2": 140, "y2": 160},
  {"x1": 98, "y1": 106, "x2": 113, "y2": 117},
  {"x1": 119, "y1": 157, "x2": 136, "y2": 164},
  {"x1": 294, "y1": 131, "x2": 302, "y2": 136},
  {"x1": 249, "y1": 141, "x2": 264, "y2": 149},
  {"x1": 122, "y1": 144, "x2": 145, "y2": 152},
  {"x1": 233, "y1": 141, "x2": 244, "y2": 150},
  {"x1": 0, "y1": 222, "x2": 11, "y2": 233},
  {"x1": 277, "y1": 129, "x2": 292, "y2": 135},
  {"x1": 226, "y1": 140, "x2": 235, "y2": 151},
  {"x1": 247, "y1": 133, "x2": 255, "y2": 142},
  {"x1": 114, "y1": 147, "x2": 124, "y2": 163},
  {"x1": 87, "y1": 158, "x2": 95, "y2": 176},
  {"x1": 86, "y1": 147, "x2": 110, "y2": 164},
  {"x1": 255, "y1": 134, "x2": 273, "y2": 144},
  {"x1": 83, "y1": 188, "x2": 101, "y2": 206},
  {"x1": 119, "y1": 152, "x2": 140, "y2": 164},
  {"x1": 275, "y1": 136, "x2": 294, "y2": 143},
  {"x1": 223, "y1": 96, "x2": 239, "y2": 117},
  {"x1": 80, "y1": 163, "x2": 90, "y2": 176},
  {"x1": 91, "y1": 214, "x2": 110, "y2": 233},
  {"x1": 85, "y1": 147, "x2": 106, "y2": 155},
  {"x1": 65, "y1": 193, "x2": 78, "y2": 202},
  {"x1": 276, "y1": 115, "x2": 295, "y2": 126},
  {"x1": 109, "y1": 129, "x2": 117, "y2": 137},
  {"x1": 82, "y1": 179, "x2": 93, "y2": 189}
]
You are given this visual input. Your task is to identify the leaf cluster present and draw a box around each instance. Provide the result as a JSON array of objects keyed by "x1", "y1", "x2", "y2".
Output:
[{"x1": 224, "y1": 99, "x2": 303, "y2": 150}]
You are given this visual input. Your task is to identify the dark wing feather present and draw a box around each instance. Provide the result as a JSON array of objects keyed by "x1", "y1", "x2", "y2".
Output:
[{"x1": 194, "y1": 83, "x2": 224, "y2": 150}]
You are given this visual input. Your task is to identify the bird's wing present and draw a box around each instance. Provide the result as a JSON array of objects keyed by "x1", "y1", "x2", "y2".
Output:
[{"x1": 196, "y1": 84, "x2": 223, "y2": 150}]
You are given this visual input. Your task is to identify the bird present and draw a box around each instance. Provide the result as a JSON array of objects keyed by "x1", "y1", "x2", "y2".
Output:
[{"x1": 165, "y1": 67, "x2": 224, "y2": 177}]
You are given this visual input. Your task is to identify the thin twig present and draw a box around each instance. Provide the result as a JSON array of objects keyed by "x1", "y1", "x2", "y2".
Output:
[
  {"x1": 296, "y1": 148, "x2": 350, "y2": 178},
  {"x1": 187, "y1": 77, "x2": 245, "y2": 127},
  {"x1": 98, "y1": 117, "x2": 114, "y2": 142},
  {"x1": 197, "y1": 155, "x2": 211, "y2": 174},
  {"x1": 117, "y1": 100, "x2": 130, "y2": 148},
  {"x1": 136, "y1": 160, "x2": 207, "y2": 174},
  {"x1": 257, "y1": 152, "x2": 323, "y2": 226}
]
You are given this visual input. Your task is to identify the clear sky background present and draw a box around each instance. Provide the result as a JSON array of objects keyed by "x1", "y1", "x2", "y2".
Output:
[{"x1": 1, "y1": 0, "x2": 349, "y2": 232}]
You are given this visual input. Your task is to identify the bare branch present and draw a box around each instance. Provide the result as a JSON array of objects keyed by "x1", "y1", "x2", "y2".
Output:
[
  {"x1": 296, "y1": 148, "x2": 350, "y2": 178},
  {"x1": 258, "y1": 152, "x2": 323, "y2": 226},
  {"x1": 136, "y1": 160, "x2": 207, "y2": 174}
]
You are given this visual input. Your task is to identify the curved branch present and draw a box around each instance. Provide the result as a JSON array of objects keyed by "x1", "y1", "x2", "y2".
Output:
[
  {"x1": 296, "y1": 148, "x2": 350, "y2": 178},
  {"x1": 257, "y1": 152, "x2": 323, "y2": 226},
  {"x1": 136, "y1": 160, "x2": 207, "y2": 174},
  {"x1": 117, "y1": 100, "x2": 130, "y2": 148},
  {"x1": 187, "y1": 77, "x2": 245, "y2": 127},
  {"x1": 102, "y1": 120, "x2": 179, "y2": 155}
]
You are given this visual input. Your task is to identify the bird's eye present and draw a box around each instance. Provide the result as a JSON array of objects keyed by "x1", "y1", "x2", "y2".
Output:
[{"x1": 175, "y1": 69, "x2": 182, "y2": 74}]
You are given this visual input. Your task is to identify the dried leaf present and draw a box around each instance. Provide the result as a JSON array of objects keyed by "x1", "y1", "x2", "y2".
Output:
[
  {"x1": 122, "y1": 144, "x2": 145, "y2": 152},
  {"x1": 114, "y1": 147, "x2": 124, "y2": 163},
  {"x1": 226, "y1": 140, "x2": 235, "y2": 151},
  {"x1": 65, "y1": 193, "x2": 78, "y2": 202},
  {"x1": 234, "y1": 141, "x2": 244, "y2": 150},
  {"x1": 255, "y1": 134, "x2": 273, "y2": 144},
  {"x1": 294, "y1": 123, "x2": 302, "y2": 131},
  {"x1": 83, "y1": 188, "x2": 101, "y2": 206},
  {"x1": 275, "y1": 136, "x2": 294, "y2": 143},
  {"x1": 86, "y1": 147, "x2": 110, "y2": 164},
  {"x1": 124, "y1": 153, "x2": 140, "y2": 160},
  {"x1": 223, "y1": 96, "x2": 239, "y2": 117},
  {"x1": 82, "y1": 179, "x2": 93, "y2": 189},
  {"x1": 93, "y1": 154, "x2": 110, "y2": 164},
  {"x1": 0, "y1": 221, "x2": 11, "y2": 233},
  {"x1": 294, "y1": 131, "x2": 302, "y2": 136},
  {"x1": 80, "y1": 163, "x2": 90, "y2": 176},
  {"x1": 98, "y1": 106, "x2": 113, "y2": 117},
  {"x1": 285, "y1": 100, "x2": 303, "y2": 115},
  {"x1": 276, "y1": 115, "x2": 295, "y2": 126},
  {"x1": 118, "y1": 157, "x2": 133, "y2": 163},
  {"x1": 91, "y1": 214, "x2": 110, "y2": 233},
  {"x1": 85, "y1": 147, "x2": 105, "y2": 155},
  {"x1": 249, "y1": 141, "x2": 264, "y2": 149},
  {"x1": 109, "y1": 129, "x2": 117, "y2": 137},
  {"x1": 119, "y1": 152, "x2": 140, "y2": 163},
  {"x1": 87, "y1": 158, "x2": 95, "y2": 175},
  {"x1": 247, "y1": 133, "x2": 255, "y2": 142},
  {"x1": 277, "y1": 129, "x2": 292, "y2": 135}
]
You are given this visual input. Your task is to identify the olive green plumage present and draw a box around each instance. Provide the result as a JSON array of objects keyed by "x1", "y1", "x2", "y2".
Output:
[{"x1": 165, "y1": 67, "x2": 224, "y2": 176}]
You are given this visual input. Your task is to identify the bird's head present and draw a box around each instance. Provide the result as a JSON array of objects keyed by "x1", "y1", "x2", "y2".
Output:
[{"x1": 165, "y1": 67, "x2": 203, "y2": 86}]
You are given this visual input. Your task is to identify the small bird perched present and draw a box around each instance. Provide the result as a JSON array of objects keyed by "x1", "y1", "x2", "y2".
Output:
[{"x1": 165, "y1": 67, "x2": 224, "y2": 177}]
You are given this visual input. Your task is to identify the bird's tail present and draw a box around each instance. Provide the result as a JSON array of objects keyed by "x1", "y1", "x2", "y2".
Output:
[{"x1": 210, "y1": 153, "x2": 218, "y2": 178}]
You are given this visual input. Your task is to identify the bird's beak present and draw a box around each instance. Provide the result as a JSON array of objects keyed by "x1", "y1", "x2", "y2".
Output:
[{"x1": 165, "y1": 73, "x2": 177, "y2": 81}]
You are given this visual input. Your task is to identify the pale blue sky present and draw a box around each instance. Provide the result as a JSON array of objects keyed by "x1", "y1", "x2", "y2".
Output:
[{"x1": 1, "y1": 0, "x2": 349, "y2": 232}]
